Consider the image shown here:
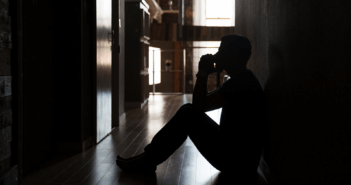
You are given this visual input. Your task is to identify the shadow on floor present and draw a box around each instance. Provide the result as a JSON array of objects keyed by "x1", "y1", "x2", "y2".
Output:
[
  {"x1": 37, "y1": 152, "x2": 81, "y2": 169},
  {"x1": 211, "y1": 172, "x2": 267, "y2": 185},
  {"x1": 115, "y1": 171, "x2": 267, "y2": 185},
  {"x1": 117, "y1": 172, "x2": 157, "y2": 185}
]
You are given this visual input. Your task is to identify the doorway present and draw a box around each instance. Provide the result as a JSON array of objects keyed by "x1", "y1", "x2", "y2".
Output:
[{"x1": 149, "y1": 47, "x2": 186, "y2": 95}]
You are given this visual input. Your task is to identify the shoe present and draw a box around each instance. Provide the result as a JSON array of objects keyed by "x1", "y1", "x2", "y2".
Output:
[
  {"x1": 116, "y1": 152, "x2": 145, "y2": 162},
  {"x1": 116, "y1": 152, "x2": 157, "y2": 174}
]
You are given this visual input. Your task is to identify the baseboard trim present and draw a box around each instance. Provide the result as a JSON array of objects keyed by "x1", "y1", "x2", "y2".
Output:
[
  {"x1": 140, "y1": 98, "x2": 148, "y2": 109},
  {"x1": 125, "y1": 98, "x2": 149, "y2": 109},
  {"x1": 57, "y1": 136, "x2": 92, "y2": 153},
  {"x1": 119, "y1": 112, "x2": 126, "y2": 125}
]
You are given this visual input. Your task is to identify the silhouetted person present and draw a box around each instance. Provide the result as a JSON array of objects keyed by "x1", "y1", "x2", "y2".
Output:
[{"x1": 117, "y1": 35, "x2": 267, "y2": 182}]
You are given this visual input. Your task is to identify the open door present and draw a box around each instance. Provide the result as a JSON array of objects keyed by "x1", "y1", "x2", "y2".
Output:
[{"x1": 96, "y1": 0, "x2": 112, "y2": 143}]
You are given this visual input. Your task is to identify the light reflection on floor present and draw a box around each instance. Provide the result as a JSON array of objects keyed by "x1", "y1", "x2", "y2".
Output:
[{"x1": 149, "y1": 94, "x2": 222, "y2": 125}]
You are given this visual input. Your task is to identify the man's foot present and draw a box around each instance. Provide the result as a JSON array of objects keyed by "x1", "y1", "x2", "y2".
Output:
[
  {"x1": 117, "y1": 152, "x2": 145, "y2": 161},
  {"x1": 116, "y1": 152, "x2": 157, "y2": 174}
]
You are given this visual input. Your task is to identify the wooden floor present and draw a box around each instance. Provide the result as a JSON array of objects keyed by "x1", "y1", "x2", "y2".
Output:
[{"x1": 22, "y1": 94, "x2": 267, "y2": 185}]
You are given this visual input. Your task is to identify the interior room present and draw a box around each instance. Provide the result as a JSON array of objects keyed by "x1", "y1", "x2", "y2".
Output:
[{"x1": 1, "y1": 0, "x2": 351, "y2": 184}]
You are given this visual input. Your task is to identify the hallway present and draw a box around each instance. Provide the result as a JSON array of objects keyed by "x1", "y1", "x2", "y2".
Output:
[
  {"x1": 22, "y1": 95, "x2": 265, "y2": 185},
  {"x1": 2, "y1": 0, "x2": 351, "y2": 184}
]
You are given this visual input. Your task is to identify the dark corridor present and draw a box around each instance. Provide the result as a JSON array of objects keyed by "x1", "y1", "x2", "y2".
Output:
[{"x1": 1, "y1": 0, "x2": 351, "y2": 184}]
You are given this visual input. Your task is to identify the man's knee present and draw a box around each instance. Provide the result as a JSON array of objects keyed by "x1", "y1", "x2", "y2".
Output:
[
  {"x1": 177, "y1": 103, "x2": 194, "y2": 115},
  {"x1": 178, "y1": 103, "x2": 206, "y2": 117},
  {"x1": 180, "y1": 103, "x2": 193, "y2": 109}
]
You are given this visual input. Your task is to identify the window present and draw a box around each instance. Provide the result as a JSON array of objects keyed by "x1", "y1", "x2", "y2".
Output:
[
  {"x1": 205, "y1": 0, "x2": 234, "y2": 26},
  {"x1": 193, "y1": 0, "x2": 235, "y2": 27}
]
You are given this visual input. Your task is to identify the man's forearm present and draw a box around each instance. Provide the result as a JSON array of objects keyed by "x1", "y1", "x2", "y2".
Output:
[{"x1": 192, "y1": 75, "x2": 208, "y2": 111}]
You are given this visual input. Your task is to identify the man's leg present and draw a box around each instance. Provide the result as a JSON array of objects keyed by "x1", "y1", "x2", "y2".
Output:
[{"x1": 144, "y1": 103, "x2": 224, "y2": 171}]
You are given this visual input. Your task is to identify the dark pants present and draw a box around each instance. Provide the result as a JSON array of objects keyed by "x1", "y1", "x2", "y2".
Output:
[{"x1": 144, "y1": 103, "x2": 225, "y2": 172}]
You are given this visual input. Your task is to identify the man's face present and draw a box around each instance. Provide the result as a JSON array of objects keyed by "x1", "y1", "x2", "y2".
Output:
[{"x1": 214, "y1": 47, "x2": 239, "y2": 72}]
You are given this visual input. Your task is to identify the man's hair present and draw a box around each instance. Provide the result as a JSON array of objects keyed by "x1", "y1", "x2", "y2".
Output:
[{"x1": 220, "y1": 35, "x2": 252, "y2": 65}]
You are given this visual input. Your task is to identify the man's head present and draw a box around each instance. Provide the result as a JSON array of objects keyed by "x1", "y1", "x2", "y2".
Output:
[{"x1": 214, "y1": 35, "x2": 251, "y2": 73}]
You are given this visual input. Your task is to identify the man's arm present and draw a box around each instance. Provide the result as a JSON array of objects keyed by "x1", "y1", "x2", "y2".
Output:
[
  {"x1": 192, "y1": 73, "x2": 209, "y2": 111},
  {"x1": 193, "y1": 55, "x2": 230, "y2": 112},
  {"x1": 192, "y1": 73, "x2": 229, "y2": 112}
]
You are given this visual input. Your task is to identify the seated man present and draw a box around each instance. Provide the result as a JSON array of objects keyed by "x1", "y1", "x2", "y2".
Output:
[{"x1": 117, "y1": 35, "x2": 268, "y2": 181}]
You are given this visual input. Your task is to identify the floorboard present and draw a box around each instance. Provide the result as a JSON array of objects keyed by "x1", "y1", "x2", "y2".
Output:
[{"x1": 22, "y1": 94, "x2": 267, "y2": 185}]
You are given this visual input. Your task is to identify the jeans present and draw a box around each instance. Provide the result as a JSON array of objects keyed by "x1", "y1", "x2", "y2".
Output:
[{"x1": 144, "y1": 103, "x2": 226, "y2": 172}]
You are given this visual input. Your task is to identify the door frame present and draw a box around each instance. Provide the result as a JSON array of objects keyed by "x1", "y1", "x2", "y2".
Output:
[{"x1": 92, "y1": 0, "x2": 120, "y2": 145}]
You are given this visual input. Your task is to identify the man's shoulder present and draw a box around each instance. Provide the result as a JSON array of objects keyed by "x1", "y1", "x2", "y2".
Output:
[
  {"x1": 220, "y1": 77, "x2": 265, "y2": 106},
  {"x1": 222, "y1": 77, "x2": 261, "y2": 92}
]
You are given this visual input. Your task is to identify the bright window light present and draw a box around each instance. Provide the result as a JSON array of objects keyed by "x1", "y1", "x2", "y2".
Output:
[
  {"x1": 206, "y1": 0, "x2": 232, "y2": 18},
  {"x1": 205, "y1": 0, "x2": 234, "y2": 27},
  {"x1": 149, "y1": 47, "x2": 161, "y2": 85},
  {"x1": 206, "y1": 19, "x2": 231, "y2": 27}
]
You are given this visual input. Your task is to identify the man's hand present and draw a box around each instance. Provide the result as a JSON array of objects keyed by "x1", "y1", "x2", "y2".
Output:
[
  {"x1": 193, "y1": 54, "x2": 217, "y2": 111},
  {"x1": 199, "y1": 54, "x2": 217, "y2": 74}
]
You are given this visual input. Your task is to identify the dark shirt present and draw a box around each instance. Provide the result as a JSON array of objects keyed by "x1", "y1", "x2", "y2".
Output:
[{"x1": 216, "y1": 69, "x2": 268, "y2": 175}]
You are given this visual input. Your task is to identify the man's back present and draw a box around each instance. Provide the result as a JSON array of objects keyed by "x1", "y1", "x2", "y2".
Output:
[{"x1": 218, "y1": 69, "x2": 268, "y2": 175}]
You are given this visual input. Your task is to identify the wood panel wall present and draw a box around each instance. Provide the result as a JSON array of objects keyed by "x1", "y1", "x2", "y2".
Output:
[
  {"x1": 181, "y1": 26, "x2": 235, "y2": 41},
  {"x1": 151, "y1": 24, "x2": 235, "y2": 42},
  {"x1": 236, "y1": 0, "x2": 351, "y2": 184}
]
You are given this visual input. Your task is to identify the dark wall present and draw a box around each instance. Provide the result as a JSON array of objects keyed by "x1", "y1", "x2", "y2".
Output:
[
  {"x1": 235, "y1": 0, "x2": 351, "y2": 184},
  {"x1": 22, "y1": 0, "x2": 94, "y2": 175},
  {"x1": 52, "y1": 1, "x2": 82, "y2": 143},
  {"x1": 54, "y1": 0, "x2": 94, "y2": 146},
  {"x1": 22, "y1": 0, "x2": 55, "y2": 175},
  {"x1": 81, "y1": 0, "x2": 94, "y2": 142}
]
